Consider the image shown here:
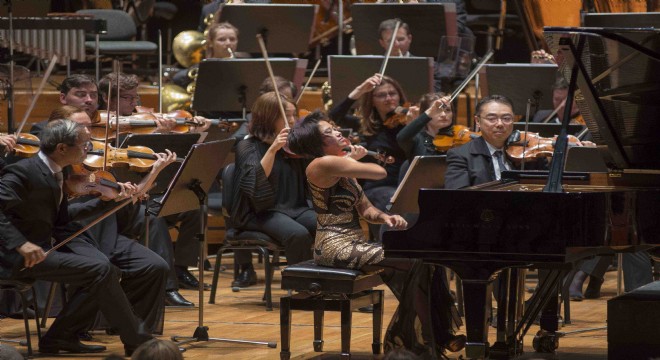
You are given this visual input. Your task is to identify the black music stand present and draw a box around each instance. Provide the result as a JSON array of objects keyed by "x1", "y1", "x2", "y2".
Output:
[
  {"x1": 193, "y1": 58, "x2": 308, "y2": 113},
  {"x1": 217, "y1": 4, "x2": 316, "y2": 54},
  {"x1": 387, "y1": 155, "x2": 448, "y2": 214},
  {"x1": 479, "y1": 63, "x2": 558, "y2": 116},
  {"x1": 328, "y1": 55, "x2": 434, "y2": 108},
  {"x1": 351, "y1": 3, "x2": 457, "y2": 58},
  {"x1": 156, "y1": 139, "x2": 276, "y2": 349}
]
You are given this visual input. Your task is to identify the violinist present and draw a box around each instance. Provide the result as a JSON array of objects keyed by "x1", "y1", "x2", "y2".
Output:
[
  {"x1": 532, "y1": 77, "x2": 586, "y2": 126},
  {"x1": 328, "y1": 74, "x2": 407, "y2": 241},
  {"x1": 43, "y1": 106, "x2": 176, "y2": 336},
  {"x1": 40, "y1": 105, "x2": 196, "y2": 308},
  {"x1": 396, "y1": 93, "x2": 454, "y2": 161},
  {"x1": 286, "y1": 113, "x2": 465, "y2": 356},
  {"x1": 230, "y1": 92, "x2": 315, "y2": 289},
  {"x1": 0, "y1": 119, "x2": 154, "y2": 356},
  {"x1": 29, "y1": 74, "x2": 99, "y2": 136},
  {"x1": 98, "y1": 72, "x2": 211, "y2": 133}
]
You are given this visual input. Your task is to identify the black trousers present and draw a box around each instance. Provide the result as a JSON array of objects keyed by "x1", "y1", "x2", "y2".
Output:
[
  {"x1": 67, "y1": 235, "x2": 168, "y2": 334},
  {"x1": 11, "y1": 238, "x2": 152, "y2": 347},
  {"x1": 236, "y1": 209, "x2": 316, "y2": 266}
]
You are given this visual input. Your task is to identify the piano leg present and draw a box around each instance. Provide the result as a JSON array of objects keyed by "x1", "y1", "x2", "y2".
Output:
[
  {"x1": 461, "y1": 279, "x2": 494, "y2": 359},
  {"x1": 490, "y1": 268, "x2": 525, "y2": 359}
]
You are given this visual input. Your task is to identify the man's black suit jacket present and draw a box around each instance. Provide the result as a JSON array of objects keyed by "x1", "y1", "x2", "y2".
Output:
[
  {"x1": 0, "y1": 156, "x2": 112, "y2": 278},
  {"x1": 444, "y1": 136, "x2": 497, "y2": 189}
]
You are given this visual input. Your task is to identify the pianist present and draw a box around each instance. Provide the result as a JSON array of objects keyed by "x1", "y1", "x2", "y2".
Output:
[{"x1": 287, "y1": 112, "x2": 465, "y2": 357}]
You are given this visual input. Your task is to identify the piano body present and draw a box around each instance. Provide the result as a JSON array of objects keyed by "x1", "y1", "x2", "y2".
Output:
[{"x1": 383, "y1": 27, "x2": 660, "y2": 359}]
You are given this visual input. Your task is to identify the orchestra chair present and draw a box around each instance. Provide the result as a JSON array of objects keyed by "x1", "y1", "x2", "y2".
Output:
[
  {"x1": 76, "y1": 9, "x2": 158, "y2": 81},
  {"x1": 209, "y1": 163, "x2": 286, "y2": 311},
  {"x1": 279, "y1": 260, "x2": 385, "y2": 360},
  {"x1": 0, "y1": 279, "x2": 42, "y2": 357}
]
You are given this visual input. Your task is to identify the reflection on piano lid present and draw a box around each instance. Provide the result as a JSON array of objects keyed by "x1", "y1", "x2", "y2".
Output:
[{"x1": 544, "y1": 27, "x2": 660, "y2": 170}]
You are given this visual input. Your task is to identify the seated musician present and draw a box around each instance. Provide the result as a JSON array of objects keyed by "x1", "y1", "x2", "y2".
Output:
[
  {"x1": 97, "y1": 72, "x2": 211, "y2": 303},
  {"x1": 0, "y1": 119, "x2": 153, "y2": 356},
  {"x1": 98, "y1": 72, "x2": 211, "y2": 132},
  {"x1": 396, "y1": 93, "x2": 453, "y2": 161},
  {"x1": 174, "y1": 21, "x2": 245, "y2": 89},
  {"x1": 230, "y1": 76, "x2": 300, "y2": 288},
  {"x1": 328, "y1": 74, "x2": 408, "y2": 241},
  {"x1": 286, "y1": 112, "x2": 465, "y2": 356},
  {"x1": 230, "y1": 92, "x2": 315, "y2": 287},
  {"x1": 46, "y1": 105, "x2": 173, "y2": 336}
]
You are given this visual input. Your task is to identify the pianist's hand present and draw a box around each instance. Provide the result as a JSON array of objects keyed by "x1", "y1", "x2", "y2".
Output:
[{"x1": 382, "y1": 214, "x2": 407, "y2": 229}]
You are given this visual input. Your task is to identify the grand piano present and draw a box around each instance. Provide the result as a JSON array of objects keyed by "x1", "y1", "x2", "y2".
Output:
[{"x1": 382, "y1": 27, "x2": 660, "y2": 359}]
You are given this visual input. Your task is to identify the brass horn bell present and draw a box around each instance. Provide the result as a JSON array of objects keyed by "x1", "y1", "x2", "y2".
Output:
[
  {"x1": 162, "y1": 84, "x2": 192, "y2": 112},
  {"x1": 172, "y1": 30, "x2": 206, "y2": 68}
]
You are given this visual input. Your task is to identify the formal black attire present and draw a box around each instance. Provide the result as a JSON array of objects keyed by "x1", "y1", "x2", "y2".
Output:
[
  {"x1": 396, "y1": 112, "x2": 448, "y2": 161},
  {"x1": 231, "y1": 137, "x2": 315, "y2": 266},
  {"x1": 0, "y1": 156, "x2": 152, "y2": 348}
]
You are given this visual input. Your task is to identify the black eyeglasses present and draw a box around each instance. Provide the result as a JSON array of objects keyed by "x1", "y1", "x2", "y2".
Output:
[{"x1": 68, "y1": 140, "x2": 93, "y2": 152}]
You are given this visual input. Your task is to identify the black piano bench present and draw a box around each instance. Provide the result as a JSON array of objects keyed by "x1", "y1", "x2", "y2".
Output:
[{"x1": 279, "y1": 260, "x2": 385, "y2": 360}]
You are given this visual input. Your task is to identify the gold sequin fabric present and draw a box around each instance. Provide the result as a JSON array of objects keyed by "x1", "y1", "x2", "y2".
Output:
[{"x1": 309, "y1": 178, "x2": 384, "y2": 269}]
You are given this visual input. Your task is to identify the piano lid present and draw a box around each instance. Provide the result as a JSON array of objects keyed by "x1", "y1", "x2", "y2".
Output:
[{"x1": 544, "y1": 27, "x2": 660, "y2": 170}]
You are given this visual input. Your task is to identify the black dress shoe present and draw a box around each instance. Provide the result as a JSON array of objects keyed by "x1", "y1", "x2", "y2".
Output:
[
  {"x1": 39, "y1": 337, "x2": 106, "y2": 354},
  {"x1": 231, "y1": 268, "x2": 257, "y2": 288},
  {"x1": 176, "y1": 266, "x2": 211, "y2": 290},
  {"x1": 165, "y1": 290, "x2": 194, "y2": 307}
]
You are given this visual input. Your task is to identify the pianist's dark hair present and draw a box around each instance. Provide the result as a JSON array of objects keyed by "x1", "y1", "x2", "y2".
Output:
[
  {"x1": 475, "y1": 94, "x2": 514, "y2": 116},
  {"x1": 58, "y1": 74, "x2": 96, "y2": 95},
  {"x1": 287, "y1": 111, "x2": 327, "y2": 159}
]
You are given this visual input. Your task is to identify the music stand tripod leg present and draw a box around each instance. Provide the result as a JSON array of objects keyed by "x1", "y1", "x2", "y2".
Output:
[{"x1": 169, "y1": 180, "x2": 276, "y2": 349}]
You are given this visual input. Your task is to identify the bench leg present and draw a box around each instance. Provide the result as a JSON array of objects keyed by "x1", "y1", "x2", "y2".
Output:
[
  {"x1": 260, "y1": 248, "x2": 273, "y2": 311},
  {"x1": 340, "y1": 299, "x2": 352, "y2": 359},
  {"x1": 372, "y1": 290, "x2": 383, "y2": 355},
  {"x1": 313, "y1": 308, "x2": 324, "y2": 352},
  {"x1": 280, "y1": 296, "x2": 292, "y2": 360}
]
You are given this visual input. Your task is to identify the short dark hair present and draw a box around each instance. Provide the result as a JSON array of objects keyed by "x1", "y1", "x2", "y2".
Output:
[
  {"x1": 40, "y1": 119, "x2": 84, "y2": 155},
  {"x1": 58, "y1": 74, "x2": 96, "y2": 95},
  {"x1": 287, "y1": 111, "x2": 327, "y2": 158},
  {"x1": 378, "y1": 18, "x2": 411, "y2": 39},
  {"x1": 475, "y1": 94, "x2": 514, "y2": 116},
  {"x1": 48, "y1": 105, "x2": 86, "y2": 122}
]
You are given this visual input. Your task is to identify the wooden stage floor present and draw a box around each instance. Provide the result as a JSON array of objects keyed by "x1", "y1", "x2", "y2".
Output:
[{"x1": 1, "y1": 255, "x2": 615, "y2": 359}]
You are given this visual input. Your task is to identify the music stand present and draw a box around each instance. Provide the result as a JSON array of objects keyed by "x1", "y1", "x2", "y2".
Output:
[
  {"x1": 479, "y1": 63, "x2": 558, "y2": 116},
  {"x1": 387, "y1": 155, "x2": 448, "y2": 214},
  {"x1": 351, "y1": 3, "x2": 457, "y2": 58},
  {"x1": 217, "y1": 4, "x2": 316, "y2": 54},
  {"x1": 157, "y1": 139, "x2": 276, "y2": 348},
  {"x1": 193, "y1": 58, "x2": 308, "y2": 113},
  {"x1": 120, "y1": 133, "x2": 202, "y2": 195},
  {"x1": 328, "y1": 55, "x2": 433, "y2": 108}
]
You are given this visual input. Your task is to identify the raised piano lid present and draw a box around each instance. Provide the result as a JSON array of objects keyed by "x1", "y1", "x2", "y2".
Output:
[{"x1": 543, "y1": 26, "x2": 660, "y2": 170}]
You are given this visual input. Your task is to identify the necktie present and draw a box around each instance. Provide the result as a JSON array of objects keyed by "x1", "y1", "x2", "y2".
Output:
[
  {"x1": 493, "y1": 150, "x2": 507, "y2": 180},
  {"x1": 54, "y1": 171, "x2": 64, "y2": 204}
]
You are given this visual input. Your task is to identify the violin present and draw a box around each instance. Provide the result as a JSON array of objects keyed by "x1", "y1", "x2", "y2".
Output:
[
  {"x1": 84, "y1": 140, "x2": 161, "y2": 173},
  {"x1": 0, "y1": 133, "x2": 41, "y2": 158},
  {"x1": 138, "y1": 107, "x2": 244, "y2": 131},
  {"x1": 343, "y1": 147, "x2": 395, "y2": 166},
  {"x1": 506, "y1": 130, "x2": 580, "y2": 163},
  {"x1": 432, "y1": 125, "x2": 480, "y2": 152},
  {"x1": 65, "y1": 165, "x2": 122, "y2": 201},
  {"x1": 382, "y1": 103, "x2": 412, "y2": 129},
  {"x1": 91, "y1": 111, "x2": 190, "y2": 140}
]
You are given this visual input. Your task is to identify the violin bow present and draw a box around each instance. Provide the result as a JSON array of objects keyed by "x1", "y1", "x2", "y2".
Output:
[
  {"x1": 103, "y1": 78, "x2": 112, "y2": 172},
  {"x1": 378, "y1": 20, "x2": 401, "y2": 82},
  {"x1": 295, "y1": 58, "x2": 321, "y2": 106},
  {"x1": 14, "y1": 54, "x2": 58, "y2": 135},
  {"x1": 256, "y1": 34, "x2": 290, "y2": 129}
]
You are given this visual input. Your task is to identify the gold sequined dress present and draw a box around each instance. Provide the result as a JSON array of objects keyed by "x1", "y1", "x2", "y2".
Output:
[{"x1": 309, "y1": 177, "x2": 384, "y2": 269}]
